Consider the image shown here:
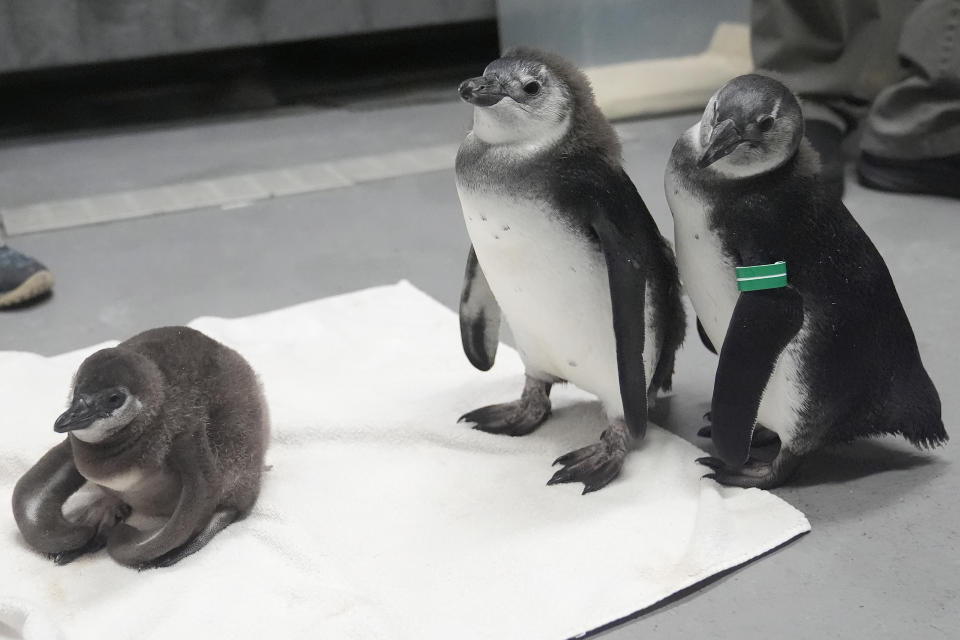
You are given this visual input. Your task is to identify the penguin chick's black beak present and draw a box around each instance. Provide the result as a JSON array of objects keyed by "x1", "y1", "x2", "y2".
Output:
[
  {"x1": 54, "y1": 395, "x2": 101, "y2": 433},
  {"x1": 698, "y1": 119, "x2": 744, "y2": 169},
  {"x1": 458, "y1": 76, "x2": 506, "y2": 107}
]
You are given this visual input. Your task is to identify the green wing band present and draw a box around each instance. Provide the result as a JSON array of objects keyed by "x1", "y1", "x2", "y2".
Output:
[{"x1": 736, "y1": 261, "x2": 787, "y2": 292}]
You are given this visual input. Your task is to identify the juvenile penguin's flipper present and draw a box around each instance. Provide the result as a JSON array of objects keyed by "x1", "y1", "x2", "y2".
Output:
[
  {"x1": 148, "y1": 508, "x2": 239, "y2": 569},
  {"x1": 593, "y1": 216, "x2": 648, "y2": 439},
  {"x1": 696, "y1": 318, "x2": 717, "y2": 354},
  {"x1": 107, "y1": 430, "x2": 219, "y2": 568},
  {"x1": 460, "y1": 245, "x2": 501, "y2": 371},
  {"x1": 12, "y1": 438, "x2": 96, "y2": 554},
  {"x1": 711, "y1": 286, "x2": 803, "y2": 466},
  {"x1": 698, "y1": 422, "x2": 781, "y2": 448}
]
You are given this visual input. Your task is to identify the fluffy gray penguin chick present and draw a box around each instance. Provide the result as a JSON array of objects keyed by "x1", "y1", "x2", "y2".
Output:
[
  {"x1": 455, "y1": 47, "x2": 686, "y2": 493},
  {"x1": 13, "y1": 326, "x2": 270, "y2": 568},
  {"x1": 666, "y1": 74, "x2": 947, "y2": 487}
]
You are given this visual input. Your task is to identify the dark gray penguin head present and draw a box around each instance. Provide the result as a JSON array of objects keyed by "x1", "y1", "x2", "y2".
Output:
[
  {"x1": 696, "y1": 74, "x2": 803, "y2": 178},
  {"x1": 458, "y1": 47, "x2": 579, "y2": 148},
  {"x1": 54, "y1": 348, "x2": 163, "y2": 444}
]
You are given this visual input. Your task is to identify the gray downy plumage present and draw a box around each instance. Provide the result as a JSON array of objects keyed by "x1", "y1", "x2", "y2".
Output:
[
  {"x1": 12, "y1": 326, "x2": 270, "y2": 568},
  {"x1": 455, "y1": 47, "x2": 686, "y2": 494}
]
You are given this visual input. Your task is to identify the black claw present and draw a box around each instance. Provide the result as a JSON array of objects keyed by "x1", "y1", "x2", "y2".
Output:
[
  {"x1": 695, "y1": 456, "x2": 725, "y2": 470},
  {"x1": 552, "y1": 445, "x2": 596, "y2": 468},
  {"x1": 548, "y1": 444, "x2": 624, "y2": 493},
  {"x1": 696, "y1": 425, "x2": 711, "y2": 438},
  {"x1": 581, "y1": 464, "x2": 620, "y2": 494},
  {"x1": 698, "y1": 457, "x2": 788, "y2": 489},
  {"x1": 547, "y1": 467, "x2": 573, "y2": 486},
  {"x1": 52, "y1": 549, "x2": 85, "y2": 566},
  {"x1": 458, "y1": 402, "x2": 547, "y2": 437},
  {"x1": 49, "y1": 536, "x2": 108, "y2": 565},
  {"x1": 710, "y1": 471, "x2": 756, "y2": 489},
  {"x1": 702, "y1": 411, "x2": 712, "y2": 422},
  {"x1": 458, "y1": 408, "x2": 486, "y2": 424}
]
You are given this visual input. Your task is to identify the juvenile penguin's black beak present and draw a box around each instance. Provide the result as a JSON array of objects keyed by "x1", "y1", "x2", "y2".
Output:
[
  {"x1": 54, "y1": 395, "x2": 99, "y2": 433},
  {"x1": 458, "y1": 76, "x2": 505, "y2": 107},
  {"x1": 698, "y1": 119, "x2": 743, "y2": 168}
]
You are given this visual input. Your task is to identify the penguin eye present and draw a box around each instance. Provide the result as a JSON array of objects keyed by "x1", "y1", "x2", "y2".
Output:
[
  {"x1": 757, "y1": 115, "x2": 775, "y2": 132},
  {"x1": 106, "y1": 392, "x2": 126, "y2": 409},
  {"x1": 522, "y1": 81, "x2": 541, "y2": 96}
]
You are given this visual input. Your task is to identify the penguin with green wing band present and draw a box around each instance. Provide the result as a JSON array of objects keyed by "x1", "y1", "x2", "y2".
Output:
[{"x1": 665, "y1": 74, "x2": 946, "y2": 488}]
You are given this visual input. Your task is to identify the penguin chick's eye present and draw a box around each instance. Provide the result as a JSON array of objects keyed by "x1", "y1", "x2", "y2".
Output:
[
  {"x1": 757, "y1": 115, "x2": 775, "y2": 132},
  {"x1": 522, "y1": 81, "x2": 541, "y2": 96},
  {"x1": 107, "y1": 392, "x2": 126, "y2": 409}
]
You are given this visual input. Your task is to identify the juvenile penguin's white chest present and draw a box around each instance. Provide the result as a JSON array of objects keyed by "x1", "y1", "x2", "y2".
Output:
[
  {"x1": 665, "y1": 126, "x2": 808, "y2": 447},
  {"x1": 457, "y1": 186, "x2": 657, "y2": 416},
  {"x1": 77, "y1": 462, "x2": 179, "y2": 517},
  {"x1": 664, "y1": 132, "x2": 740, "y2": 348}
]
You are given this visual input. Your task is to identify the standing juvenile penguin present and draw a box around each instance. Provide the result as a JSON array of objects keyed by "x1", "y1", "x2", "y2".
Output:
[
  {"x1": 12, "y1": 326, "x2": 270, "y2": 568},
  {"x1": 665, "y1": 74, "x2": 947, "y2": 488},
  {"x1": 455, "y1": 48, "x2": 686, "y2": 493}
]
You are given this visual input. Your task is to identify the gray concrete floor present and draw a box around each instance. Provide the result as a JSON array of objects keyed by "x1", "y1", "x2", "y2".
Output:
[{"x1": 0, "y1": 98, "x2": 957, "y2": 639}]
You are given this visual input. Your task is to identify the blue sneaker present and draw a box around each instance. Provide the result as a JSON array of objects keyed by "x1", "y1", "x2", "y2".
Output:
[{"x1": 0, "y1": 245, "x2": 54, "y2": 308}]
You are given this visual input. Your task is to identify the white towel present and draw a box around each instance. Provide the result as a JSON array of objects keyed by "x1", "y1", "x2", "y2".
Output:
[{"x1": 0, "y1": 282, "x2": 809, "y2": 640}]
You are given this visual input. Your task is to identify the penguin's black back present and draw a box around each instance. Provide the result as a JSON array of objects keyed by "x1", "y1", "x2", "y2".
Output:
[{"x1": 682, "y1": 141, "x2": 945, "y2": 448}]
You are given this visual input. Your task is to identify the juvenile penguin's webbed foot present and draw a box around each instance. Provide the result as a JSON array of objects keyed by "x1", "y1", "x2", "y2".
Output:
[
  {"x1": 697, "y1": 414, "x2": 780, "y2": 448},
  {"x1": 549, "y1": 419, "x2": 631, "y2": 494},
  {"x1": 459, "y1": 377, "x2": 551, "y2": 437},
  {"x1": 697, "y1": 449, "x2": 801, "y2": 489},
  {"x1": 50, "y1": 536, "x2": 108, "y2": 566}
]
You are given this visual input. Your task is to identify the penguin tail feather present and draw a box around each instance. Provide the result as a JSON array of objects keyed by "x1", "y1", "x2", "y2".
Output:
[
  {"x1": 901, "y1": 416, "x2": 948, "y2": 449},
  {"x1": 889, "y1": 370, "x2": 948, "y2": 449}
]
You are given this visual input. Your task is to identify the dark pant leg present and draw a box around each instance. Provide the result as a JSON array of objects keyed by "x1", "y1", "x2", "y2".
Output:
[
  {"x1": 861, "y1": 0, "x2": 960, "y2": 158},
  {"x1": 751, "y1": 0, "x2": 919, "y2": 126}
]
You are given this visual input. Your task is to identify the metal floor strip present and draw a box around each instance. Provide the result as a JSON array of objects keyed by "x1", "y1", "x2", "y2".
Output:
[
  {"x1": 0, "y1": 142, "x2": 461, "y2": 236},
  {"x1": 0, "y1": 122, "x2": 655, "y2": 236}
]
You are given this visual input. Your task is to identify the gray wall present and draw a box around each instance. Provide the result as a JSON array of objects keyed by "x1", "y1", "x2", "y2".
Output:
[
  {"x1": 0, "y1": 0, "x2": 496, "y2": 72},
  {"x1": 497, "y1": 0, "x2": 749, "y2": 66}
]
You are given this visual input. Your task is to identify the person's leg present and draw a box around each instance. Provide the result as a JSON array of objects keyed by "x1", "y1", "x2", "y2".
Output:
[
  {"x1": 0, "y1": 222, "x2": 55, "y2": 308},
  {"x1": 752, "y1": 0, "x2": 915, "y2": 105},
  {"x1": 858, "y1": 0, "x2": 960, "y2": 197},
  {"x1": 751, "y1": 0, "x2": 918, "y2": 196}
]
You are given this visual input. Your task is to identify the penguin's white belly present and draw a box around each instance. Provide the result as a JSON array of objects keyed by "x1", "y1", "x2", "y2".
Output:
[
  {"x1": 666, "y1": 147, "x2": 807, "y2": 448},
  {"x1": 459, "y1": 189, "x2": 657, "y2": 416},
  {"x1": 80, "y1": 466, "x2": 179, "y2": 517}
]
